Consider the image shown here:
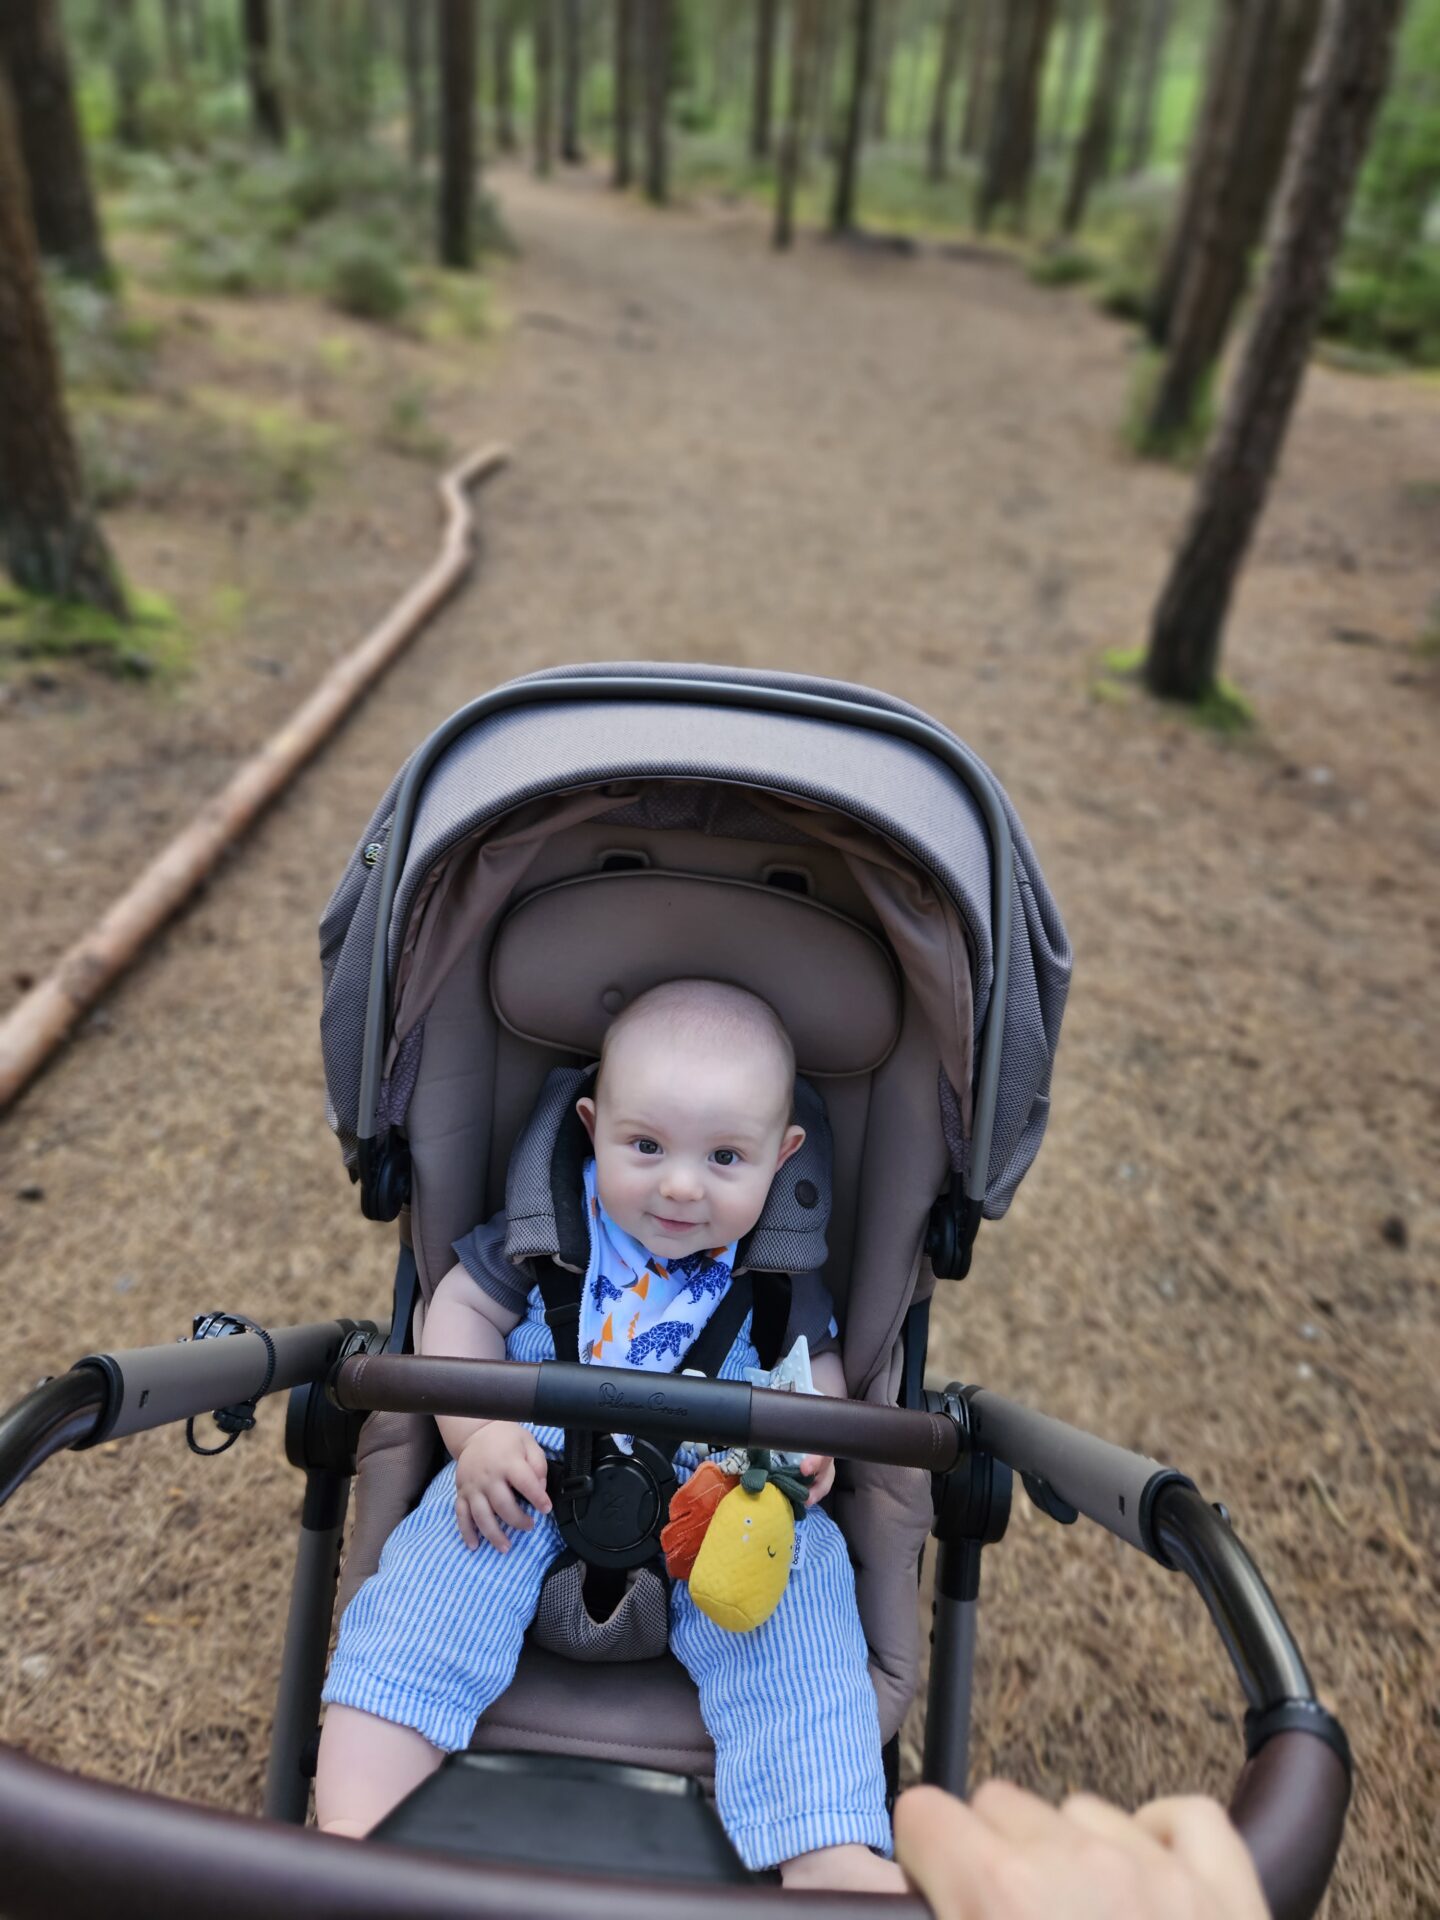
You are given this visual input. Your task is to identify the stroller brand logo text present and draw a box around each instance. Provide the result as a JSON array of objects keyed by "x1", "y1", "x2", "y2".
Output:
[{"x1": 597, "y1": 1382, "x2": 689, "y2": 1420}]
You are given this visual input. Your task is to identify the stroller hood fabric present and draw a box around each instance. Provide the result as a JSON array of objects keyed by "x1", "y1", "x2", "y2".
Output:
[{"x1": 320, "y1": 662, "x2": 1071, "y2": 1219}]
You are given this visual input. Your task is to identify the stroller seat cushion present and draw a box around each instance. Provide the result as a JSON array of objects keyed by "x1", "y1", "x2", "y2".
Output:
[{"x1": 490, "y1": 871, "x2": 901, "y2": 1078}]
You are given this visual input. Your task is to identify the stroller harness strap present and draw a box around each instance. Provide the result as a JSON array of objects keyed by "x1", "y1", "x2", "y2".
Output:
[{"x1": 537, "y1": 1262, "x2": 793, "y2": 1570}]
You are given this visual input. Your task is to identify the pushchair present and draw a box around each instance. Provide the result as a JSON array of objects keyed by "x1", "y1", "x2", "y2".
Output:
[{"x1": 0, "y1": 663, "x2": 1350, "y2": 1917}]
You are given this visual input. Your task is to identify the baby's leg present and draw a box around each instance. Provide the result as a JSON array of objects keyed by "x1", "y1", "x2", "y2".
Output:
[
  {"x1": 668, "y1": 1504, "x2": 903, "y2": 1891},
  {"x1": 317, "y1": 1460, "x2": 563, "y2": 1835},
  {"x1": 315, "y1": 1706, "x2": 444, "y2": 1837}
]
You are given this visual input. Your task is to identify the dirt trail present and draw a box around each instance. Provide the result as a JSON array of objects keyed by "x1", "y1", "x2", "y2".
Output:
[{"x1": 2, "y1": 168, "x2": 1436, "y2": 1915}]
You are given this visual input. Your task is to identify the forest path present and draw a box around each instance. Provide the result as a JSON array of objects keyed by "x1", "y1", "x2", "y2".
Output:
[{"x1": 2, "y1": 166, "x2": 1436, "y2": 1916}]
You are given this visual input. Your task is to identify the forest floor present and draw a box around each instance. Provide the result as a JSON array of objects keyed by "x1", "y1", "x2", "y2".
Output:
[{"x1": 1, "y1": 165, "x2": 1436, "y2": 1917}]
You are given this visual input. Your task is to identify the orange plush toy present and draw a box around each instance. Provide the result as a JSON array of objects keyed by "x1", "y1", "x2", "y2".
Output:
[{"x1": 660, "y1": 1460, "x2": 735, "y2": 1581}]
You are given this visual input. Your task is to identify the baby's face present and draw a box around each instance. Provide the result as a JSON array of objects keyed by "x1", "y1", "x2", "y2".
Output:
[{"x1": 577, "y1": 1034, "x2": 804, "y2": 1260}]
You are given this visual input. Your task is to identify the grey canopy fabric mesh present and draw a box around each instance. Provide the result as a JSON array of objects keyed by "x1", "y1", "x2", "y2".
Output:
[{"x1": 320, "y1": 662, "x2": 1071, "y2": 1218}]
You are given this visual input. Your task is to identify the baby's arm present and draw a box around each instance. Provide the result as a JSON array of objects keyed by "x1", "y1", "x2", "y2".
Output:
[
  {"x1": 798, "y1": 1349, "x2": 846, "y2": 1505},
  {"x1": 422, "y1": 1261, "x2": 552, "y2": 1549}
]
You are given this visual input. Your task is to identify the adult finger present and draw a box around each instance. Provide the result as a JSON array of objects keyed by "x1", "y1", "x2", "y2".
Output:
[
  {"x1": 1133, "y1": 1798, "x2": 1268, "y2": 1919},
  {"x1": 893, "y1": 1786, "x2": 1010, "y2": 1920},
  {"x1": 969, "y1": 1778, "x2": 1074, "y2": 1847},
  {"x1": 1061, "y1": 1793, "x2": 1170, "y2": 1861}
]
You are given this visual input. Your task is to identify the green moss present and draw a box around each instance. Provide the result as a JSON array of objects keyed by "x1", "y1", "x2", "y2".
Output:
[
  {"x1": 1098, "y1": 644, "x2": 1256, "y2": 732},
  {"x1": 0, "y1": 583, "x2": 189, "y2": 681},
  {"x1": 378, "y1": 383, "x2": 450, "y2": 463},
  {"x1": 418, "y1": 272, "x2": 493, "y2": 343},
  {"x1": 1029, "y1": 244, "x2": 1101, "y2": 288},
  {"x1": 191, "y1": 389, "x2": 341, "y2": 510},
  {"x1": 1123, "y1": 349, "x2": 1215, "y2": 465}
]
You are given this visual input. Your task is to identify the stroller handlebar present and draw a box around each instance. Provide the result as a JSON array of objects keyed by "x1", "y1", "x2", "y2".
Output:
[{"x1": 0, "y1": 1343, "x2": 1350, "y2": 1919}]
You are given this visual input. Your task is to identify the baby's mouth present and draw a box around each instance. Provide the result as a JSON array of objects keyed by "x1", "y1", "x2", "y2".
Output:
[{"x1": 649, "y1": 1214, "x2": 703, "y2": 1233}]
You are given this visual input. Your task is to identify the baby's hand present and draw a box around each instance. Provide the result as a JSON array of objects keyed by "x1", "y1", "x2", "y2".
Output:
[
  {"x1": 799, "y1": 1454, "x2": 835, "y2": 1505},
  {"x1": 455, "y1": 1422, "x2": 552, "y2": 1551}
]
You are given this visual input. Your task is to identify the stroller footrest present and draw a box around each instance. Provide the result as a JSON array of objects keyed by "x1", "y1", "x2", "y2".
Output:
[{"x1": 369, "y1": 1749, "x2": 755, "y2": 1884}]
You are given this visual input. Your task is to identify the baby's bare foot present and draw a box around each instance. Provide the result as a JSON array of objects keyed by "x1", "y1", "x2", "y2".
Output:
[{"x1": 779, "y1": 1843, "x2": 908, "y2": 1894}]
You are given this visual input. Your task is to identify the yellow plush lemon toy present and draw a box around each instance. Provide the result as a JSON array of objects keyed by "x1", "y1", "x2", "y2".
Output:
[{"x1": 686, "y1": 1452, "x2": 812, "y2": 1633}]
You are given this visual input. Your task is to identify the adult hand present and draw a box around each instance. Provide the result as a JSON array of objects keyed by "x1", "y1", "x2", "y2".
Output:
[
  {"x1": 454, "y1": 1421, "x2": 551, "y2": 1552},
  {"x1": 894, "y1": 1781, "x2": 1268, "y2": 1920}
]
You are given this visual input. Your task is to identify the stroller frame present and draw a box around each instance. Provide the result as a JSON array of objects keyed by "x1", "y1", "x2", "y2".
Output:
[{"x1": 0, "y1": 674, "x2": 1352, "y2": 1918}]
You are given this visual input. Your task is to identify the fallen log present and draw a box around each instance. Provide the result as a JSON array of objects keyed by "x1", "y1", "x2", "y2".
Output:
[{"x1": 0, "y1": 442, "x2": 509, "y2": 1113}]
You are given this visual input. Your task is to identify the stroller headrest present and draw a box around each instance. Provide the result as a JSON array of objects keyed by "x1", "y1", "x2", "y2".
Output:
[
  {"x1": 504, "y1": 1066, "x2": 833, "y2": 1277},
  {"x1": 490, "y1": 871, "x2": 901, "y2": 1078}
]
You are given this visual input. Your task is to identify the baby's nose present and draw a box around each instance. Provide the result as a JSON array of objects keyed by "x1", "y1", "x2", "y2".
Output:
[{"x1": 660, "y1": 1161, "x2": 705, "y2": 1200}]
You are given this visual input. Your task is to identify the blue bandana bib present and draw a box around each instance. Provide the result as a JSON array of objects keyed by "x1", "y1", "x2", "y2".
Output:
[{"x1": 579, "y1": 1161, "x2": 737, "y2": 1373}]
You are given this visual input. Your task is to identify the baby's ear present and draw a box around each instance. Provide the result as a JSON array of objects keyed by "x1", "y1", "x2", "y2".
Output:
[
  {"x1": 576, "y1": 1096, "x2": 598, "y2": 1142},
  {"x1": 776, "y1": 1125, "x2": 805, "y2": 1169}
]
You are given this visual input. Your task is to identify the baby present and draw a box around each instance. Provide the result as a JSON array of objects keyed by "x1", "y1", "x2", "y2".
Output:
[{"x1": 317, "y1": 978, "x2": 906, "y2": 1894}]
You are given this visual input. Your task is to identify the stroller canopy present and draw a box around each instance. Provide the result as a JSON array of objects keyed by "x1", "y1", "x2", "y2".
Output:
[{"x1": 320, "y1": 662, "x2": 1071, "y2": 1230}]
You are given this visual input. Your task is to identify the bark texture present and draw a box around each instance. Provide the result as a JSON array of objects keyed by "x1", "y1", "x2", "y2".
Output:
[
  {"x1": 494, "y1": 0, "x2": 518, "y2": 152},
  {"x1": 1059, "y1": 0, "x2": 1136, "y2": 235},
  {"x1": 642, "y1": 0, "x2": 669, "y2": 205},
  {"x1": 1145, "y1": 0, "x2": 1322, "y2": 448},
  {"x1": 110, "y1": 0, "x2": 146, "y2": 148},
  {"x1": 560, "y1": 0, "x2": 584, "y2": 161},
  {"x1": 613, "y1": 0, "x2": 634, "y2": 186},
  {"x1": 774, "y1": 0, "x2": 818, "y2": 248},
  {"x1": 438, "y1": 0, "x2": 478, "y2": 268},
  {"x1": 0, "y1": 71, "x2": 127, "y2": 617},
  {"x1": 830, "y1": 0, "x2": 875, "y2": 233},
  {"x1": 927, "y1": 0, "x2": 968, "y2": 184},
  {"x1": 976, "y1": 0, "x2": 1057, "y2": 231},
  {"x1": 534, "y1": 0, "x2": 555, "y2": 176},
  {"x1": 750, "y1": 0, "x2": 778, "y2": 159},
  {"x1": 1147, "y1": 0, "x2": 1243, "y2": 346},
  {"x1": 959, "y1": 0, "x2": 994, "y2": 156},
  {"x1": 1144, "y1": 0, "x2": 1406, "y2": 703},
  {"x1": 0, "y1": 0, "x2": 109, "y2": 282},
  {"x1": 242, "y1": 0, "x2": 286, "y2": 144}
]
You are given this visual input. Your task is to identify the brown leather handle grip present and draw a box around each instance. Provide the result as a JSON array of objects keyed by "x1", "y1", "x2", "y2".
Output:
[{"x1": 1230, "y1": 1730, "x2": 1352, "y2": 1920}]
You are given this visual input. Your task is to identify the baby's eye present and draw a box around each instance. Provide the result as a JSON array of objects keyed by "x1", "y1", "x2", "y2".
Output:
[
  {"x1": 711, "y1": 1148, "x2": 741, "y2": 1167},
  {"x1": 631, "y1": 1138, "x2": 661, "y2": 1156}
]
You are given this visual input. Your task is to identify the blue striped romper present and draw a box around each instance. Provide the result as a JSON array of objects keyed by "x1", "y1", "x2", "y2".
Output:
[{"x1": 322, "y1": 1287, "x2": 893, "y2": 1869}]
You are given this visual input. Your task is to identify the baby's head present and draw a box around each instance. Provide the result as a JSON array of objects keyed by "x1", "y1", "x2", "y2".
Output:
[{"x1": 576, "y1": 978, "x2": 805, "y2": 1260}]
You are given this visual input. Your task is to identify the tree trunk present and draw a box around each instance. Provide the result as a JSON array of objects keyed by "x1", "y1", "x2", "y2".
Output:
[
  {"x1": 829, "y1": 0, "x2": 875, "y2": 233},
  {"x1": 976, "y1": 0, "x2": 1057, "y2": 232},
  {"x1": 927, "y1": 0, "x2": 967, "y2": 184},
  {"x1": 493, "y1": 0, "x2": 517, "y2": 152},
  {"x1": 404, "y1": 0, "x2": 430, "y2": 166},
  {"x1": 187, "y1": 0, "x2": 208, "y2": 66},
  {"x1": 810, "y1": 0, "x2": 838, "y2": 156},
  {"x1": 868, "y1": 0, "x2": 898, "y2": 140},
  {"x1": 613, "y1": 0, "x2": 633, "y2": 185},
  {"x1": 242, "y1": 0, "x2": 285, "y2": 144},
  {"x1": 774, "y1": 0, "x2": 818, "y2": 247},
  {"x1": 560, "y1": 0, "x2": 584, "y2": 162},
  {"x1": 1048, "y1": 0, "x2": 1086, "y2": 156},
  {"x1": 959, "y1": 0, "x2": 994, "y2": 157},
  {"x1": 750, "y1": 0, "x2": 778, "y2": 160},
  {"x1": 1059, "y1": 0, "x2": 1136, "y2": 234},
  {"x1": 0, "y1": 1, "x2": 109, "y2": 283},
  {"x1": 641, "y1": 0, "x2": 669, "y2": 205},
  {"x1": 159, "y1": 0, "x2": 187, "y2": 76},
  {"x1": 1123, "y1": 0, "x2": 1172, "y2": 173},
  {"x1": 534, "y1": 0, "x2": 555, "y2": 176},
  {"x1": 1145, "y1": 0, "x2": 1406, "y2": 704},
  {"x1": 0, "y1": 70, "x2": 127, "y2": 618},
  {"x1": 438, "y1": 0, "x2": 478, "y2": 266},
  {"x1": 1144, "y1": 0, "x2": 1322, "y2": 450},
  {"x1": 109, "y1": 0, "x2": 146, "y2": 148},
  {"x1": 1147, "y1": 0, "x2": 1243, "y2": 346}
]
